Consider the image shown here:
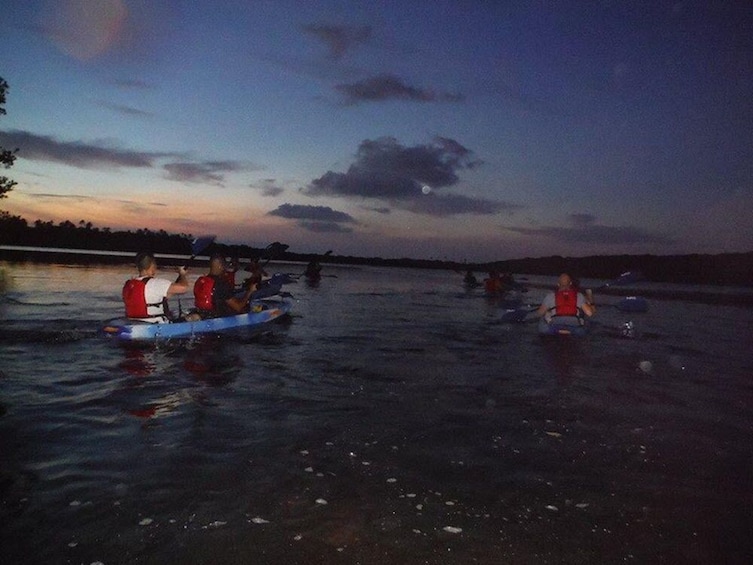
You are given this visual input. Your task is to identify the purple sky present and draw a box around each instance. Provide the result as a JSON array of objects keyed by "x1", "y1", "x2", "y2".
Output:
[{"x1": 1, "y1": 1, "x2": 752, "y2": 261}]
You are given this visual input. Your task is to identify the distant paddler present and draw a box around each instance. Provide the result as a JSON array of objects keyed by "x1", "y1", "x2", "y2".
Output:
[{"x1": 536, "y1": 273, "x2": 595, "y2": 322}]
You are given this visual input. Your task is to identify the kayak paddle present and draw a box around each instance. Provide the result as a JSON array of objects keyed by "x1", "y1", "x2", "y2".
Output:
[{"x1": 190, "y1": 235, "x2": 216, "y2": 260}]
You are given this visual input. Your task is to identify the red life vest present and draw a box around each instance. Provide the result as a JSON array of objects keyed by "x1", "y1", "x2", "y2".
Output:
[
  {"x1": 484, "y1": 277, "x2": 502, "y2": 294},
  {"x1": 123, "y1": 277, "x2": 163, "y2": 318},
  {"x1": 554, "y1": 288, "x2": 579, "y2": 316},
  {"x1": 194, "y1": 275, "x2": 216, "y2": 310}
]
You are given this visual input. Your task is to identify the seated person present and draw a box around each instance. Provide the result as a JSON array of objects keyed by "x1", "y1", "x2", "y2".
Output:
[
  {"x1": 122, "y1": 251, "x2": 189, "y2": 322},
  {"x1": 193, "y1": 253, "x2": 257, "y2": 318},
  {"x1": 536, "y1": 273, "x2": 595, "y2": 321}
]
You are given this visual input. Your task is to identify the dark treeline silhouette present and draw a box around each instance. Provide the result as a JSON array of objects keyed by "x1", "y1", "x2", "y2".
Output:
[
  {"x1": 1, "y1": 211, "x2": 751, "y2": 287},
  {"x1": 0, "y1": 212, "x2": 192, "y2": 255}
]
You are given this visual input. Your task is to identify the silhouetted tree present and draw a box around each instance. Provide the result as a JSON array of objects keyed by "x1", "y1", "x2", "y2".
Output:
[{"x1": 1, "y1": 77, "x2": 18, "y2": 199}]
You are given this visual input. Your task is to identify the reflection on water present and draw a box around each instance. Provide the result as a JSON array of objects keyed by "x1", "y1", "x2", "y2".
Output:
[{"x1": 1, "y1": 262, "x2": 752, "y2": 563}]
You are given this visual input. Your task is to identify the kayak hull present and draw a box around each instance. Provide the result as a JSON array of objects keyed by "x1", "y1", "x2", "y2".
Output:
[
  {"x1": 101, "y1": 299, "x2": 291, "y2": 341},
  {"x1": 538, "y1": 315, "x2": 589, "y2": 337}
]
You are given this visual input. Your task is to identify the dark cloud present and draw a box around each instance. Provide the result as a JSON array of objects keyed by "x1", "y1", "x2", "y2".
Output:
[
  {"x1": 335, "y1": 74, "x2": 463, "y2": 105},
  {"x1": 0, "y1": 129, "x2": 166, "y2": 169},
  {"x1": 302, "y1": 24, "x2": 371, "y2": 59},
  {"x1": 257, "y1": 179, "x2": 285, "y2": 197},
  {"x1": 307, "y1": 136, "x2": 480, "y2": 199},
  {"x1": 268, "y1": 203, "x2": 356, "y2": 224},
  {"x1": 163, "y1": 161, "x2": 248, "y2": 185},
  {"x1": 303, "y1": 137, "x2": 514, "y2": 217},
  {"x1": 508, "y1": 223, "x2": 674, "y2": 245},
  {"x1": 268, "y1": 203, "x2": 356, "y2": 234}
]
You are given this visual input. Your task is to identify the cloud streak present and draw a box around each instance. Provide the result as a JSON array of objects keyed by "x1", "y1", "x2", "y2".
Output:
[
  {"x1": 1, "y1": 130, "x2": 253, "y2": 186},
  {"x1": 0, "y1": 129, "x2": 167, "y2": 169},
  {"x1": 163, "y1": 160, "x2": 249, "y2": 185},
  {"x1": 335, "y1": 74, "x2": 463, "y2": 105},
  {"x1": 96, "y1": 100, "x2": 154, "y2": 118}
]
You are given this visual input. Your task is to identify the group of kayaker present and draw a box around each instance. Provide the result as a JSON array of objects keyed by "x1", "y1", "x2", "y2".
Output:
[
  {"x1": 122, "y1": 251, "x2": 267, "y2": 323},
  {"x1": 127, "y1": 248, "x2": 595, "y2": 327},
  {"x1": 465, "y1": 268, "x2": 596, "y2": 325}
]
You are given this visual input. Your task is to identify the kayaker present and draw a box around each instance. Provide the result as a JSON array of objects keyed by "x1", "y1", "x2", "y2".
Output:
[
  {"x1": 193, "y1": 253, "x2": 257, "y2": 317},
  {"x1": 536, "y1": 273, "x2": 595, "y2": 321},
  {"x1": 484, "y1": 270, "x2": 504, "y2": 294},
  {"x1": 122, "y1": 252, "x2": 190, "y2": 322},
  {"x1": 243, "y1": 257, "x2": 268, "y2": 289},
  {"x1": 304, "y1": 258, "x2": 322, "y2": 280},
  {"x1": 463, "y1": 270, "x2": 478, "y2": 287},
  {"x1": 223, "y1": 253, "x2": 240, "y2": 288}
]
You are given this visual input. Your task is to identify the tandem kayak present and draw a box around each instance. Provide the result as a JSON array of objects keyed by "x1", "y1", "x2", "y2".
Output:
[
  {"x1": 101, "y1": 299, "x2": 291, "y2": 341},
  {"x1": 537, "y1": 315, "x2": 589, "y2": 337}
]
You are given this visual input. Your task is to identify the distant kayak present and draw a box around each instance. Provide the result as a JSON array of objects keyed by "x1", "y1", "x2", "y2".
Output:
[
  {"x1": 537, "y1": 315, "x2": 589, "y2": 337},
  {"x1": 101, "y1": 299, "x2": 291, "y2": 341}
]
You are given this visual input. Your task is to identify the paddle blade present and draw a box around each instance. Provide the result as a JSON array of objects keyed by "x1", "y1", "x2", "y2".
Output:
[
  {"x1": 264, "y1": 242, "x2": 289, "y2": 256},
  {"x1": 500, "y1": 308, "x2": 531, "y2": 323},
  {"x1": 600, "y1": 270, "x2": 643, "y2": 288},
  {"x1": 191, "y1": 235, "x2": 216, "y2": 257}
]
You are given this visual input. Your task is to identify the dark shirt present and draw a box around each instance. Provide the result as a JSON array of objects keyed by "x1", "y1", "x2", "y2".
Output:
[{"x1": 210, "y1": 274, "x2": 236, "y2": 316}]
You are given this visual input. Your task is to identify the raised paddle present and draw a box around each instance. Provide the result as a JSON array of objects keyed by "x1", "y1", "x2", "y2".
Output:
[
  {"x1": 594, "y1": 270, "x2": 643, "y2": 289},
  {"x1": 189, "y1": 235, "x2": 216, "y2": 261}
]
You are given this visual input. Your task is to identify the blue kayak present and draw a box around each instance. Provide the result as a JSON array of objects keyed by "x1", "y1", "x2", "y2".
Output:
[
  {"x1": 101, "y1": 299, "x2": 291, "y2": 341},
  {"x1": 537, "y1": 315, "x2": 589, "y2": 337}
]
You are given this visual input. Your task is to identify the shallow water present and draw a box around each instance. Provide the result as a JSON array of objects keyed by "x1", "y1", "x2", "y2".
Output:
[{"x1": 1, "y1": 262, "x2": 752, "y2": 564}]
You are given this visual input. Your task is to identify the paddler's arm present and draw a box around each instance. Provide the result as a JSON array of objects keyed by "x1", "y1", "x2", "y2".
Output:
[
  {"x1": 167, "y1": 266, "x2": 190, "y2": 296},
  {"x1": 225, "y1": 282, "x2": 258, "y2": 313},
  {"x1": 582, "y1": 289, "x2": 595, "y2": 316}
]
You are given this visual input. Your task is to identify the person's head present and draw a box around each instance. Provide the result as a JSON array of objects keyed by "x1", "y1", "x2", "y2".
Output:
[
  {"x1": 557, "y1": 273, "x2": 573, "y2": 289},
  {"x1": 208, "y1": 253, "x2": 226, "y2": 275},
  {"x1": 135, "y1": 252, "x2": 157, "y2": 275}
]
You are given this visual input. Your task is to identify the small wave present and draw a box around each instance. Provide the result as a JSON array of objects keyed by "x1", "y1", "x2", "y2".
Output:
[{"x1": 1, "y1": 295, "x2": 74, "y2": 307}]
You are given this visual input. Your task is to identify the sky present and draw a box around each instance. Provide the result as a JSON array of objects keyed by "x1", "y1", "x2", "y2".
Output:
[{"x1": 1, "y1": 0, "x2": 752, "y2": 262}]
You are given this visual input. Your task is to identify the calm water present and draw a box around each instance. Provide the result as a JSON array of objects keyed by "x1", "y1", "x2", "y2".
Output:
[{"x1": 1, "y1": 261, "x2": 751, "y2": 564}]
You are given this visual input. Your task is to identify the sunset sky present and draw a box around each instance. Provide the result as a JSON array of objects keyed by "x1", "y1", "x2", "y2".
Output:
[{"x1": 1, "y1": 1, "x2": 752, "y2": 261}]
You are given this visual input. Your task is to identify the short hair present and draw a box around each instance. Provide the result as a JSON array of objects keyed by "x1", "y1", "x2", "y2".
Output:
[{"x1": 135, "y1": 251, "x2": 156, "y2": 272}]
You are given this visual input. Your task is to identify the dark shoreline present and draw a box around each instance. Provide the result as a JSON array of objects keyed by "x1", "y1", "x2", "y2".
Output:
[{"x1": 3, "y1": 246, "x2": 753, "y2": 307}]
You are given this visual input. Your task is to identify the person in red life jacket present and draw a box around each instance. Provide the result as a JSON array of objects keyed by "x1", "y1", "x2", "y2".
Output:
[
  {"x1": 193, "y1": 253, "x2": 257, "y2": 318},
  {"x1": 536, "y1": 273, "x2": 595, "y2": 321},
  {"x1": 122, "y1": 251, "x2": 190, "y2": 322},
  {"x1": 484, "y1": 270, "x2": 504, "y2": 294},
  {"x1": 222, "y1": 254, "x2": 240, "y2": 288}
]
